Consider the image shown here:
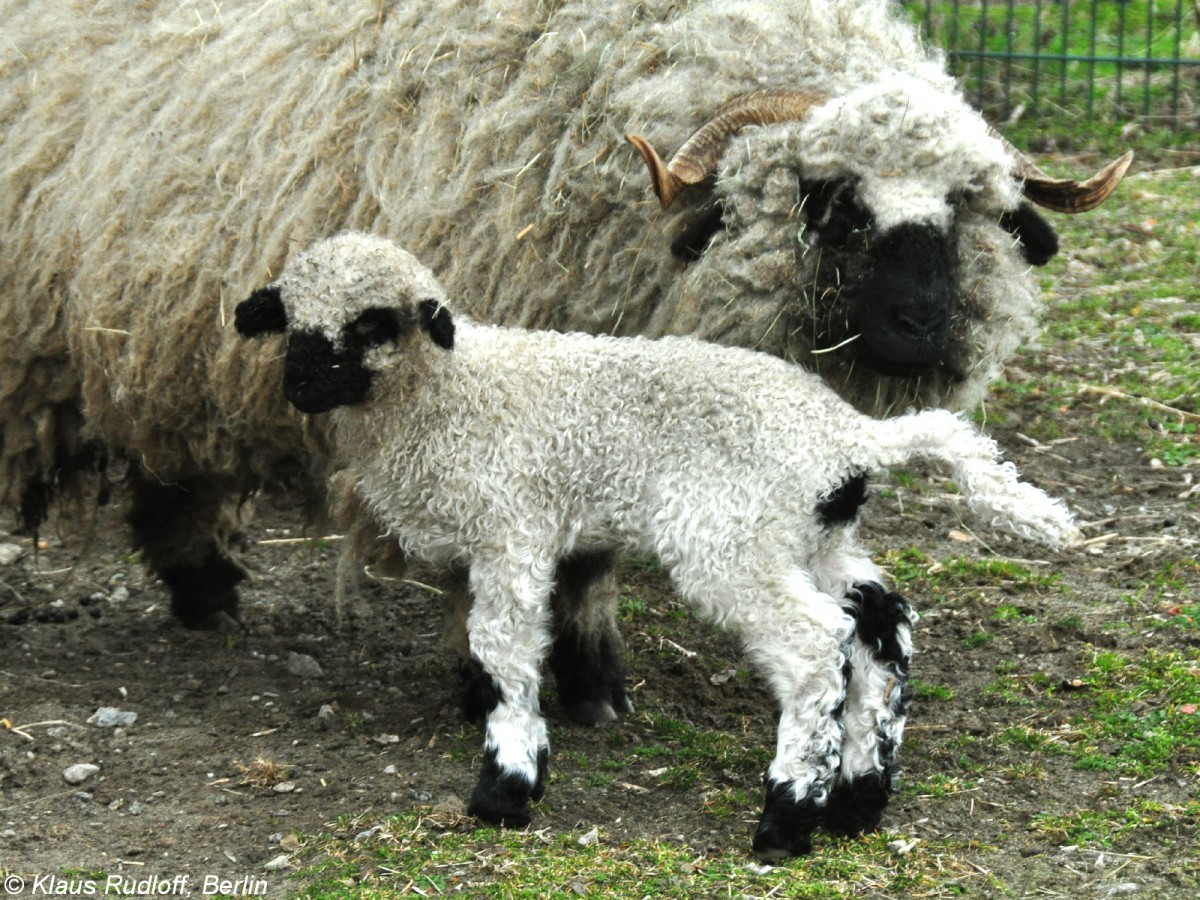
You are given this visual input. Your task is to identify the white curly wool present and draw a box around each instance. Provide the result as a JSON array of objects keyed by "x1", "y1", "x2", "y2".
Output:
[
  {"x1": 254, "y1": 233, "x2": 1080, "y2": 855},
  {"x1": 2, "y1": 0, "x2": 1064, "y2": 518}
]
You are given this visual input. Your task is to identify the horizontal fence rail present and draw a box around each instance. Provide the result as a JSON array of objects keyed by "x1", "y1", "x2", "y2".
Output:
[{"x1": 909, "y1": 0, "x2": 1200, "y2": 128}]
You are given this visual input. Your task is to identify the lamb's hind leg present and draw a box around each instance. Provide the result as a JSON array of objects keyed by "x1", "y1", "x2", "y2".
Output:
[
  {"x1": 825, "y1": 581, "x2": 916, "y2": 838},
  {"x1": 691, "y1": 570, "x2": 855, "y2": 862},
  {"x1": 464, "y1": 549, "x2": 555, "y2": 828}
]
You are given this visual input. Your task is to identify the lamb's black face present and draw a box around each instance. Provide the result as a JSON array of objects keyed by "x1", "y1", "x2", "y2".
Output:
[
  {"x1": 238, "y1": 280, "x2": 456, "y2": 415},
  {"x1": 281, "y1": 329, "x2": 375, "y2": 413},
  {"x1": 282, "y1": 309, "x2": 402, "y2": 414}
]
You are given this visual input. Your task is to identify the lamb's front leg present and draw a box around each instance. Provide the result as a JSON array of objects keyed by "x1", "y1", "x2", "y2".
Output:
[
  {"x1": 825, "y1": 581, "x2": 916, "y2": 838},
  {"x1": 733, "y1": 577, "x2": 857, "y2": 862},
  {"x1": 464, "y1": 551, "x2": 555, "y2": 828}
]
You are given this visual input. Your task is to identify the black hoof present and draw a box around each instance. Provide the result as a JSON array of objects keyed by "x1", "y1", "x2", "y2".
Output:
[
  {"x1": 166, "y1": 579, "x2": 242, "y2": 630},
  {"x1": 751, "y1": 779, "x2": 824, "y2": 863},
  {"x1": 823, "y1": 773, "x2": 890, "y2": 838},
  {"x1": 549, "y1": 629, "x2": 632, "y2": 726},
  {"x1": 467, "y1": 747, "x2": 548, "y2": 828},
  {"x1": 548, "y1": 550, "x2": 632, "y2": 726}
]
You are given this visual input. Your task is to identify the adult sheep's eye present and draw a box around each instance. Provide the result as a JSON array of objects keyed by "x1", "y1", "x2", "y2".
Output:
[
  {"x1": 800, "y1": 179, "x2": 872, "y2": 247},
  {"x1": 346, "y1": 308, "x2": 401, "y2": 348}
]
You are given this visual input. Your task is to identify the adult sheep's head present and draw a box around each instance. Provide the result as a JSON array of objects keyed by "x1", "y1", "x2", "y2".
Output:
[
  {"x1": 234, "y1": 234, "x2": 455, "y2": 414},
  {"x1": 626, "y1": 77, "x2": 1131, "y2": 388}
]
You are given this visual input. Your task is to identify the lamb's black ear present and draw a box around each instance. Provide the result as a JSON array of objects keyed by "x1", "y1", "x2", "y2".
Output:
[
  {"x1": 235, "y1": 286, "x2": 288, "y2": 336},
  {"x1": 1000, "y1": 203, "x2": 1060, "y2": 266},
  {"x1": 417, "y1": 298, "x2": 455, "y2": 351}
]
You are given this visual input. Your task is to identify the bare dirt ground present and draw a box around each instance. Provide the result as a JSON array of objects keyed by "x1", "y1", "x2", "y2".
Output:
[{"x1": 2, "y1": 386, "x2": 1197, "y2": 898}]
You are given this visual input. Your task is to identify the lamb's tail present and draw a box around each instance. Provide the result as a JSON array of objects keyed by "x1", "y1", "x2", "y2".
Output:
[{"x1": 873, "y1": 409, "x2": 1082, "y2": 548}]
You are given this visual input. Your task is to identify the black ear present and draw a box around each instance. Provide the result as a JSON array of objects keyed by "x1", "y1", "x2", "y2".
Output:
[
  {"x1": 235, "y1": 286, "x2": 288, "y2": 336},
  {"x1": 417, "y1": 299, "x2": 455, "y2": 351},
  {"x1": 1000, "y1": 203, "x2": 1059, "y2": 266}
]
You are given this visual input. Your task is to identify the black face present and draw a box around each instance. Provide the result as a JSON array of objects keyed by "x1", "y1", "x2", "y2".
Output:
[
  {"x1": 236, "y1": 285, "x2": 455, "y2": 415},
  {"x1": 848, "y1": 222, "x2": 958, "y2": 377},
  {"x1": 281, "y1": 329, "x2": 375, "y2": 413},
  {"x1": 801, "y1": 181, "x2": 957, "y2": 377},
  {"x1": 667, "y1": 179, "x2": 1060, "y2": 379},
  {"x1": 282, "y1": 308, "x2": 403, "y2": 414}
]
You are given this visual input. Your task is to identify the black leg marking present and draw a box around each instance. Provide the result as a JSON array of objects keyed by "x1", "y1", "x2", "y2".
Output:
[
  {"x1": 548, "y1": 550, "x2": 632, "y2": 725},
  {"x1": 826, "y1": 582, "x2": 915, "y2": 838},
  {"x1": 458, "y1": 658, "x2": 504, "y2": 725},
  {"x1": 816, "y1": 472, "x2": 868, "y2": 528},
  {"x1": 752, "y1": 779, "x2": 825, "y2": 863},
  {"x1": 467, "y1": 746, "x2": 549, "y2": 828},
  {"x1": 846, "y1": 581, "x2": 912, "y2": 670},
  {"x1": 158, "y1": 547, "x2": 244, "y2": 626}
]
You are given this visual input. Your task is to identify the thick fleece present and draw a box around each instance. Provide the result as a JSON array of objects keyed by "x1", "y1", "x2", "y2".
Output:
[{"x1": 1, "y1": 0, "x2": 1106, "y2": 522}]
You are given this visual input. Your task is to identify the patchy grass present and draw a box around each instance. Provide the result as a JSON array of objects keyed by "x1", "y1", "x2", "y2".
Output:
[
  {"x1": 288, "y1": 811, "x2": 987, "y2": 899},
  {"x1": 1030, "y1": 799, "x2": 1200, "y2": 851},
  {"x1": 878, "y1": 547, "x2": 1065, "y2": 598},
  {"x1": 991, "y1": 166, "x2": 1200, "y2": 465},
  {"x1": 1071, "y1": 648, "x2": 1200, "y2": 776}
]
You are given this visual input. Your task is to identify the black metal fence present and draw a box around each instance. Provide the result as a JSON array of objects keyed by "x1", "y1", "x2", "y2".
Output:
[{"x1": 909, "y1": 1, "x2": 1200, "y2": 128}]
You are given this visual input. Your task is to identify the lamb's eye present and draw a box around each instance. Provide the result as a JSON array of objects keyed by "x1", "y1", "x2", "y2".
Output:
[{"x1": 347, "y1": 308, "x2": 401, "y2": 348}]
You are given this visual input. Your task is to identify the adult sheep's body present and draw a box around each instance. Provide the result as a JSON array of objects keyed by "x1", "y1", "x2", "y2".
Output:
[{"x1": 1, "y1": 1, "x2": 1124, "y2": 675}]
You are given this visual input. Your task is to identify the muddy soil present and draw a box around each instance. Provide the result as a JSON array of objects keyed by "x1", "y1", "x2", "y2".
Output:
[{"x1": 1, "y1": 393, "x2": 1198, "y2": 898}]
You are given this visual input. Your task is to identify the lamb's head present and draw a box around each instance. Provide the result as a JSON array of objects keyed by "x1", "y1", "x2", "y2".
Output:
[
  {"x1": 234, "y1": 233, "x2": 455, "y2": 414},
  {"x1": 627, "y1": 77, "x2": 1131, "y2": 385}
]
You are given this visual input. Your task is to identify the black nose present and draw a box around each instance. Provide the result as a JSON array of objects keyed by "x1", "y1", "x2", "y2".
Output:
[
  {"x1": 851, "y1": 224, "x2": 957, "y2": 377},
  {"x1": 893, "y1": 303, "x2": 949, "y2": 346},
  {"x1": 282, "y1": 330, "x2": 374, "y2": 413}
]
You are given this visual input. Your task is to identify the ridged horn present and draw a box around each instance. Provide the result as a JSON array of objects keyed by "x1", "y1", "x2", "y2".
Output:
[
  {"x1": 1018, "y1": 150, "x2": 1133, "y2": 213},
  {"x1": 994, "y1": 130, "x2": 1134, "y2": 213},
  {"x1": 626, "y1": 88, "x2": 828, "y2": 208}
]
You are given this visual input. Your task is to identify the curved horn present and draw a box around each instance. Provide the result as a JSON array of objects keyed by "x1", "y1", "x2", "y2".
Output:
[
  {"x1": 626, "y1": 88, "x2": 827, "y2": 208},
  {"x1": 1017, "y1": 150, "x2": 1133, "y2": 213},
  {"x1": 994, "y1": 130, "x2": 1133, "y2": 213}
]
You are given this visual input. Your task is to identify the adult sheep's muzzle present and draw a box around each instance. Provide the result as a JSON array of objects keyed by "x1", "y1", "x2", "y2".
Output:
[
  {"x1": 848, "y1": 223, "x2": 958, "y2": 378},
  {"x1": 282, "y1": 330, "x2": 374, "y2": 414}
]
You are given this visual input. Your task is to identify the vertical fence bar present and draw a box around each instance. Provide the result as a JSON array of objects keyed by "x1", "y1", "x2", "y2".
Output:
[
  {"x1": 1030, "y1": 0, "x2": 1043, "y2": 116},
  {"x1": 949, "y1": 0, "x2": 962, "y2": 82},
  {"x1": 1171, "y1": 0, "x2": 1184, "y2": 128},
  {"x1": 1116, "y1": 0, "x2": 1127, "y2": 114},
  {"x1": 1059, "y1": 0, "x2": 1070, "y2": 110},
  {"x1": 1086, "y1": 0, "x2": 1098, "y2": 119},
  {"x1": 1143, "y1": 0, "x2": 1154, "y2": 118},
  {"x1": 977, "y1": 0, "x2": 989, "y2": 110},
  {"x1": 1002, "y1": 0, "x2": 1016, "y2": 120}
]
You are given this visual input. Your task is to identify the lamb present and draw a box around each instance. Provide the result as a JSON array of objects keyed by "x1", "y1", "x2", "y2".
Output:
[
  {"x1": 0, "y1": 0, "x2": 1126, "y2": 655},
  {"x1": 236, "y1": 233, "x2": 1080, "y2": 860}
]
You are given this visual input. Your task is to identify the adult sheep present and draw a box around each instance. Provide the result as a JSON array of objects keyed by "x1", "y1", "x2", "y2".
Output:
[{"x1": 1, "y1": 1, "x2": 1125, "y2": 695}]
